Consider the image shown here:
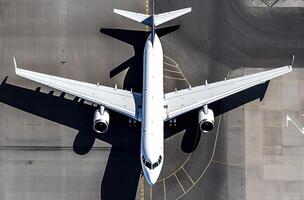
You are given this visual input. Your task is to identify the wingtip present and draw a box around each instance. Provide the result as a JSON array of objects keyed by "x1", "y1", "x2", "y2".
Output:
[
  {"x1": 13, "y1": 56, "x2": 19, "y2": 74},
  {"x1": 113, "y1": 8, "x2": 119, "y2": 14}
]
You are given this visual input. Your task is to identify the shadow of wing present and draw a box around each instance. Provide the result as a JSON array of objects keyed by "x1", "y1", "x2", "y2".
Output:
[
  {"x1": 210, "y1": 80, "x2": 270, "y2": 117},
  {"x1": 110, "y1": 56, "x2": 135, "y2": 78},
  {"x1": 156, "y1": 25, "x2": 180, "y2": 37},
  {"x1": 0, "y1": 78, "x2": 141, "y2": 147},
  {"x1": 100, "y1": 28, "x2": 147, "y2": 46}
]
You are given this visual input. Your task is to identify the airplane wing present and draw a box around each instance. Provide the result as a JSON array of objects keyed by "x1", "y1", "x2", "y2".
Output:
[
  {"x1": 13, "y1": 58, "x2": 141, "y2": 121},
  {"x1": 164, "y1": 65, "x2": 292, "y2": 120}
]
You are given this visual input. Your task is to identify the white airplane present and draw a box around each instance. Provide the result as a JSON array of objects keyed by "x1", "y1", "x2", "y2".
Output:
[{"x1": 13, "y1": 1, "x2": 292, "y2": 185}]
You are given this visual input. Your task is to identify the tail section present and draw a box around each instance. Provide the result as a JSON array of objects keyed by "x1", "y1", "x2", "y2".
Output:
[
  {"x1": 113, "y1": 9, "x2": 153, "y2": 26},
  {"x1": 114, "y1": 6, "x2": 191, "y2": 28},
  {"x1": 154, "y1": 8, "x2": 191, "y2": 26}
]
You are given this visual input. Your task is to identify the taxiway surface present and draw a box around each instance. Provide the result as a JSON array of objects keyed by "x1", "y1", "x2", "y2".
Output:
[{"x1": 0, "y1": 0, "x2": 303, "y2": 200}]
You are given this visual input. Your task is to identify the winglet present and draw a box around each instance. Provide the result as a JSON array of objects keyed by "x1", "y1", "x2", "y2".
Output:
[{"x1": 13, "y1": 56, "x2": 19, "y2": 74}]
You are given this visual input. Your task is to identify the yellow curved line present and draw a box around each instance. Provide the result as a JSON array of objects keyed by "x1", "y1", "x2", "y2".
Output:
[
  {"x1": 174, "y1": 69, "x2": 241, "y2": 199},
  {"x1": 164, "y1": 55, "x2": 178, "y2": 65},
  {"x1": 175, "y1": 115, "x2": 222, "y2": 199}
]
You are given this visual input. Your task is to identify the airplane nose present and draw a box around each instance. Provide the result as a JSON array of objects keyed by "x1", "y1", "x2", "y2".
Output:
[{"x1": 146, "y1": 172, "x2": 158, "y2": 185}]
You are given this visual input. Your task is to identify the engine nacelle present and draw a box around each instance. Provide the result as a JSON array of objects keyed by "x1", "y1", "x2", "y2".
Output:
[
  {"x1": 199, "y1": 108, "x2": 214, "y2": 133},
  {"x1": 93, "y1": 106, "x2": 110, "y2": 133}
]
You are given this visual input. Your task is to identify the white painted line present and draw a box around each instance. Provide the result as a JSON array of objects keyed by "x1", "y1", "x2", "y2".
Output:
[
  {"x1": 164, "y1": 76, "x2": 186, "y2": 81},
  {"x1": 174, "y1": 173, "x2": 186, "y2": 193},
  {"x1": 176, "y1": 114, "x2": 222, "y2": 199},
  {"x1": 164, "y1": 62, "x2": 179, "y2": 68},
  {"x1": 287, "y1": 115, "x2": 304, "y2": 134},
  {"x1": 163, "y1": 68, "x2": 182, "y2": 74},
  {"x1": 182, "y1": 167, "x2": 194, "y2": 184}
]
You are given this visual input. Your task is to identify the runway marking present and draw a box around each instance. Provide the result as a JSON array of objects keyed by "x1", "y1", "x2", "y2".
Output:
[
  {"x1": 145, "y1": 0, "x2": 149, "y2": 31},
  {"x1": 164, "y1": 62, "x2": 179, "y2": 68},
  {"x1": 176, "y1": 115, "x2": 222, "y2": 199},
  {"x1": 261, "y1": 0, "x2": 279, "y2": 7},
  {"x1": 182, "y1": 167, "x2": 194, "y2": 185},
  {"x1": 174, "y1": 70, "x2": 237, "y2": 199},
  {"x1": 141, "y1": 172, "x2": 145, "y2": 200},
  {"x1": 163, "y1": 68, "x2": 181, "y2": 74},
  {"x1": 286, "y1": 115, "x2": 304, "y2": 135},
  {"x1": 157, "y1": 154, "x2": 192, "y2": 181},
  {"x1": 174, "y1": 173, "x2": 186, "y2": 193},
  {"x1": 163, "y1": 55, "x2": 191, "y2": 87},
  {"x1": 163, "y1": 180, "x2": 167, "y2": 200}
]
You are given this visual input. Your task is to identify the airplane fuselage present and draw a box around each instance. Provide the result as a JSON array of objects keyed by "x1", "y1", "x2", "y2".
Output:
[{"x1": 140, "y1": 33, "x2": 164, "y2": 185}]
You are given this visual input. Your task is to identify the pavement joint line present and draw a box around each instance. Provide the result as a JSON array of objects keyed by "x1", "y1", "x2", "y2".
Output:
[
  {"x1": 15, "y1": 123, "x2": 59, "y2": 126},
  {"x1": 181, "y1": 166, "x2": 195, "y2": 185},
  {"x1": 150, "y1": 185, "x2": 152, "y2": 200},
  {"x1": 163, "y1": 68, "x2": 182, "y2": 74},
  {"x1": 228, "y1": 124, "x2": 243, "y2": 128},
  {"x1": 163, "y1": 76, "x2": 186, "y2": 81},
  {"x1": 0, "y1": 146, "x2": 111, "y2": 150},
  {"x1": 163, "y1": 180, "x2": 167, "y2": 200},
  {"x1": 212, "y1": 160, "x2": 244, "y2": 166},
  {"x1": 174, "y1": 173, "x2": 186, "y2": 193}
]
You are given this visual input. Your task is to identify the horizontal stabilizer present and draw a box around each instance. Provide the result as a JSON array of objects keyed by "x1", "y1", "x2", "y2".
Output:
[
  {"x1": 154, "y1": 8, "x2": 192, "y2": 26},
  {"x1": 114, "y1": 9, "x2": 152, "y2": 26},
  {"x1": 114, "y1": 7, "x2": 191, "y2": 27}
]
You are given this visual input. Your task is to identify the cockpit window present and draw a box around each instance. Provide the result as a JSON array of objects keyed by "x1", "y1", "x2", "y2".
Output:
[
  {"x1": 142, "y1": 155, "x2": 162, "y2": 170},
  {"x1": 146, "y1": 161, "x2": 152, "y2": 169},
  {"x1": 142, "y1": 155, "x2": 152, "y2": 169}
]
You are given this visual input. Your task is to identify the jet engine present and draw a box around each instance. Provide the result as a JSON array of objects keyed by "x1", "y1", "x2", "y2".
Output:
[
  {"x1": 199, "y1": 106, "x2": 214, "y2": 133},
  {"x1": 93, "y1": 106, "x2": 110, "y2": 133}
]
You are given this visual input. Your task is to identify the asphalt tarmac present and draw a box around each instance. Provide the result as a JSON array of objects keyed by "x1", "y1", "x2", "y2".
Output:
[{"x1": 0, "y1": 0, "x2": 303, "y2": 200}]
